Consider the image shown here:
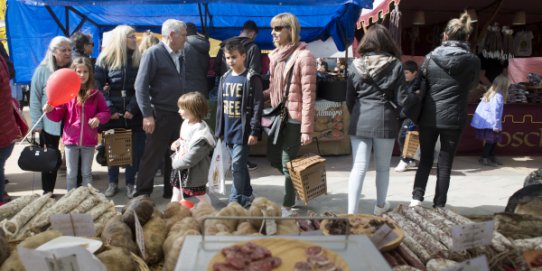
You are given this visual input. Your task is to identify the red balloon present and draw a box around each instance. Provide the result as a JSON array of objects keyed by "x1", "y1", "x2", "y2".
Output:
[
  {"x1": 179, "y1": 199, "x2": 194, "y2": 209},
  {"x1": 46, "y1": 68, "x2": 81, "y2": 106}
]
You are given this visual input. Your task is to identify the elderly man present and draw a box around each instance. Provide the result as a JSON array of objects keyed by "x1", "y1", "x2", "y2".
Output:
[{"x1": 134, "y1": 19, "x2": 188, "y2": 197}]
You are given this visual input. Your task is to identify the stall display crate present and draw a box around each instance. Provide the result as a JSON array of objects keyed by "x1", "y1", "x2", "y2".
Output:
[
  {"x1": 287, "y1": 155, "x2": 327, "y2": 204},
  {"x1": 103, "y1": 129, "x2": 132, "y2": 167},
  {"x1": 402, "y1": 131, "x2": 419, "y2": 159}
]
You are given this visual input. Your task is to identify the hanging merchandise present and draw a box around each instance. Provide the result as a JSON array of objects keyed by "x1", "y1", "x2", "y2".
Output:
[
  {"x1": 514, "y1": 30, "x2": 534, "y2": 57},
  {"x1": 501, "y1": 26, "x2": 515, "y2": 60},
  {"x1": 389, "y1": 5, "x2": 401, "y2": 48},
  {"x1": 482, "y1": 24, "x2": 503, "y2": 60}
]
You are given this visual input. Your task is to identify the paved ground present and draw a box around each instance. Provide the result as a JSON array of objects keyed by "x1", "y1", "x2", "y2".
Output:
[{"x1": 4, "y1": 143, "x2": 540, "y2": 216}]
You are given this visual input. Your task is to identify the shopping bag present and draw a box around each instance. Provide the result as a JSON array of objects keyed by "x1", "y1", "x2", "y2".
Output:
[{"x1": 207, "y1": 139, "x2": 230, "y2": 195}]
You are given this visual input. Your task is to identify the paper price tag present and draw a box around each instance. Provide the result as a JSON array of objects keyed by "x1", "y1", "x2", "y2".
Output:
[
  {"x1": 369, "y1": 224, "x2": 398, "y2": 250},
  {"x1": 45, "y1": 254, "x2": 80, "y2": 271},
  {"x1": 50, "y1": 214, "x2": 95, "y2": 237},
  {"x1": 18, "y1": 245, "x2": 106, "y2": 271},
  {"x1": 261, "y1": 208, "x2": 277, "y2": 235},
  {"x1": 133, "y1": 211, "x2": 146, "y2": 259},
  {"x1": 443, "y1": 255, "x2": 490, "y2": 271},
  {"x1": 451, "y1": 221, "x2": 494, "y2": 251}
]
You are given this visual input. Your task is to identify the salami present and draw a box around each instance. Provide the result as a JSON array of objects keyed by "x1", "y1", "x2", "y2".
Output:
[
  {"x1": 306, "y1": 246, "x2": 324, "y2": 257},
  {"x1": 397, "y1": 243, "x2": 426, "y2": 270},
  {"x1": 0, "y1": 194, "x2": 39, "y2": 221},
  {"x1": 294, "y1": 262, "x2": 312, "y2": 271},
  {"x1": 13, "y1": 198, "x2": 55, "y2": 240},
  {"x1": 70, "y1": 195, "x2": 101, "y2": 214},
  {"x1": 215, "y1": 242, "x2": 281, "y2": 270},
  {"x1": 386, "y1": 212, "x2": 448, "y2": 258},
  {"x1": 2, "y1": 193, "x2": 52, "y2": 237},
  {"x1": 399, "y1": 206, "x2": 453, "y2": 250}
]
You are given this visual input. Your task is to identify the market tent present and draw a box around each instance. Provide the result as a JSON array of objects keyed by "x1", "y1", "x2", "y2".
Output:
[{"x1": 6, "y1": 0, "x2": 373, "y2": 83}]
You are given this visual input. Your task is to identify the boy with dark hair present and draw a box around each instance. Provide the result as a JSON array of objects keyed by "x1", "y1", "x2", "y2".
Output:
[
  {"x1": 395, "y1": 60, "x2": 419, "y2": 172},
  {"x1": 215, "y1": 40, "x2": 263, "y2": 207}
]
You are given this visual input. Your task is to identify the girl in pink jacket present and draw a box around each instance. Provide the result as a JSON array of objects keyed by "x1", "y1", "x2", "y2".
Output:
[{"x1": 45, "y1": 57, "x2": 111, "y2": 190}]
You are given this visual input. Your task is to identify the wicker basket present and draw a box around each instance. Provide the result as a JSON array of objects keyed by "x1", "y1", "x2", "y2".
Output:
[
  {"x1": 287, "y1": 154, "x2": 327, "y2": 204},
  {"x1": 402, "y1": 131, "x2": 419, "y2": 159},
  {"x1": 103, "y1": 128, "x2": 132, "y2": 167}
]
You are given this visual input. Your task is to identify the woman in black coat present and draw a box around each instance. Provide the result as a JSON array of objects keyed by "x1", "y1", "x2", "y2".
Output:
[
  {"x1": 410, "y1": 12, "x2": 480, "y2": 208},
  {"x1": 95, "y1": 25, "x2": 144, "y2": 198}
]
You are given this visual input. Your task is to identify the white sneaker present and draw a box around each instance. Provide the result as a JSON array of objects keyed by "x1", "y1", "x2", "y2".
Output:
[
  {"x1": 409, "y1": 199, "x2": 422, "y2": 207},
  {"x1": 126, "y1": 185, "x2": 135, "y2": 199},
  {"x1": 395, "y1": 160, "x2": 409, "y2": 172},
  {"x1": 281, "y1": 207, "x2": 292, "y2": 217},
  {"x1": 374, "y1": 202, "x2": 391, "y2": 216},
  {"x1": 104, "y1": 183, "x2": 118, "y2": 197}
]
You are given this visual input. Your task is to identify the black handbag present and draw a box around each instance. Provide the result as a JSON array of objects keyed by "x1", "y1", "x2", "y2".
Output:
[
  {"x1": 17, "y1": 135, "x2": 61, "y2": 172},
  {"x1": 261, "y1": 67, "x2": 294, "y2": 145}
]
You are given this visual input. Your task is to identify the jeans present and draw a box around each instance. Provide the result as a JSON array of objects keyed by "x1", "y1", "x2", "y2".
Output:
[
  {"x1": 348, "y1": 136, "x2": 395, "y2": 214},
  {"x1": 107, "y1": 131, "x2": 146, "y2": 186},
  {"x1": 267, "y1": 122, "x2": 301, "y2": 207},
  {"x1": 40, "y1": 131, "x2": 60, "y2": 194},
  {"x1": 412, "y1": 127, "x2": 463, "y2": 207},
  {"x1": 0, "y1": 143, "x2": 15, "y2": 202},
  {"x1": 227, "y1": 144, "x2": 253, "y2": 206},
  {"x1": 65, "y1": 145, "x2": 94, "y2": 191}
]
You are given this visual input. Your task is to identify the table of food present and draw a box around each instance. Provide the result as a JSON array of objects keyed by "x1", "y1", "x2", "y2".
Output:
[{"x1": 175, "y1": 235, "x2": 392, "y2": 271}]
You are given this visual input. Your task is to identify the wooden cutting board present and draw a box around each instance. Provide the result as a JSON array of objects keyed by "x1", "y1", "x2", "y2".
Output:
[{"x1": 207, "y1": 237, "x2": 350, "y2": 271}]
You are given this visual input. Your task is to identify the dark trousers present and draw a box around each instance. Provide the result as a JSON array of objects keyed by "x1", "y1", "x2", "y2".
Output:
[
  {"x1": 39, "y1": 131, "x2": 60, "y2": 194},
  {"x1": 412, "y1": 127, "x2": 462, "y2": 207},
  {"x1": 482, "y1": 142, "x2": 497, "y2": 158},
  {"x1": 134, "y1": 110, "x2": 180, "y2": 197}
]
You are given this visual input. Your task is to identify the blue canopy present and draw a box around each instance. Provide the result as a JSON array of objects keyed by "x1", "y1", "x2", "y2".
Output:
[{"x1": 6, "y1": 0, "x2": 372, "y2": 83}]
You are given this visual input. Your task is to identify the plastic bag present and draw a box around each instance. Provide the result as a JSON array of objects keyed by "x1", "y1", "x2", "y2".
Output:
[{"x1": 207, "y1": 139, "x2": 230, "y2": 195}]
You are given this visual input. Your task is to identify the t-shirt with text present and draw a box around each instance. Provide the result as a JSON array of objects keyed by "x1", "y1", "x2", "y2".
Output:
[{"x1": 222, "y1": 70, "x2": 248, "y2": 145}]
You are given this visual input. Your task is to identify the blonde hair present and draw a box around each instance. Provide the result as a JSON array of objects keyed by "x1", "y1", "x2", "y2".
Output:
[
  {"x1": 483, "y1": 74, "x2": 510, "y2": 103},
  {"x1": 177, "y1": 92, "x2": 208, "y2": 121},
  {"x1": 270, "y1": 12, "x2": 301, "y2": 47},
  {"x1": 139, "y1": 30, "x2": 159, "y2": 55},
  {"x1": 96, "y1": 25, "x2": 141, "y2": 70},
  {"x1": 444, "y1": 11, "x2": 473, "y2": 41},
  {"x1": 41, "y1": 36, "x2": 72, "y2": 72}
]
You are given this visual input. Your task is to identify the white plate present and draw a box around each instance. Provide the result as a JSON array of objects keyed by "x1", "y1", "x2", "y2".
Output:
[{"x1": 36, "y1": 236, "x2": 103, "y2": 253}]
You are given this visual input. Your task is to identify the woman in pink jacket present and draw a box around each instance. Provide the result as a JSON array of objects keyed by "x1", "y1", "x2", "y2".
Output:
[
  {"x1": 45, "y1": 57, "x2": 111, "y2": 190},
  {"x1": 264, "y1": 12, "x2": 317, "y2": 216}
]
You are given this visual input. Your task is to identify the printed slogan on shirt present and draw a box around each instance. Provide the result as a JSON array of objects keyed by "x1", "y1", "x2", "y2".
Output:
[{"x1": 223, "y1": 82, "x2": 243, "y2": 118}]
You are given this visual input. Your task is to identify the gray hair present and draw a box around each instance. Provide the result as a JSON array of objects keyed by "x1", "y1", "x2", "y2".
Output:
[
  {"x1": 161, "y1": 19, "x2": 186, "y2": 39},
  {"x1": 41, "y1": 36, "x2": 71, "y2": 72}
]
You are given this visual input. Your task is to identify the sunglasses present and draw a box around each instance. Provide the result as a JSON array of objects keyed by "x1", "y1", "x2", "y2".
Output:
[{"x1": 272, "y1": 25, "x2": 290, "y2": 32}]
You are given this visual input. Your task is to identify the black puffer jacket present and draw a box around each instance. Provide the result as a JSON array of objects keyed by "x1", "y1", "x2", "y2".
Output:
[
  {"x1": 184, "y1": 34, "x2": 210, "y2": 96},
  {"x1": 94, "y1": 50, "x2": 142, "y2": 131},
  {"x1": 419, "y1": 41, "x2": 480, "y2": 129},
  {"x1": 346, "y1": 53, "x2": 406, "y2": 139}
]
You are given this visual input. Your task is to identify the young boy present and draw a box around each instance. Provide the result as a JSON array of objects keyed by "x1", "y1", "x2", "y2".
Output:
[
  {"x1": 395, "y1": 61, "x2": 419, "y2": 172},
  {"x1": 215, "y1": 40, "x2": 263, "y2": 207}
]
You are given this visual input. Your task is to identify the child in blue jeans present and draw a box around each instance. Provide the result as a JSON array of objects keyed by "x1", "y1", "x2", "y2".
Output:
[{"x1": 215, "y1": 39, "x2": 263, "y2": 207}]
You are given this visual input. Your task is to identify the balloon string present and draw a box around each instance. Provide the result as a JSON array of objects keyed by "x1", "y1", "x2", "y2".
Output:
[{"x1": 18, "y1": 112, "x2": 46, "y2": 145}]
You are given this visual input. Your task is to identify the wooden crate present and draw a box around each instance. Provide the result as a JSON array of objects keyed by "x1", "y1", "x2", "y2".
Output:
[
  {"x1": 402, "y1": 131, "x2": 419, "y2": 159},
  {"x1": 287, "y1": 155, "x2": 327, "y2": 204},
  {"x1": 103, "y1": 128, "x2": 132, "y2": 167}
]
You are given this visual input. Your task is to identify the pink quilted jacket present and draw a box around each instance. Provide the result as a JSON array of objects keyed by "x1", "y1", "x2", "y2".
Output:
[{"x1": 265, "y1": 43, "x2": 317, "y2": 134}]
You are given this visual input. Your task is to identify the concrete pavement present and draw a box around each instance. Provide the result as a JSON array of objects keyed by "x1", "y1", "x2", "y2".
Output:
[{"x1": 3, "y1": 142, "x2": 539, "y2": 216}]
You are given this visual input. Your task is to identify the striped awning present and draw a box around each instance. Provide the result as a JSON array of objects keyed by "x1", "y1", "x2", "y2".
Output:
[{"x1": 357, "y1": 0, "x2": 400, "y2": 29}]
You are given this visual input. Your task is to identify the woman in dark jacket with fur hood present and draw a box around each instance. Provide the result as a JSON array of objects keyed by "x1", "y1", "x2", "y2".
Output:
[
  {"x1": 346, "y1": 24, "x2": 405, "y2": 215},
  {"x1": 410, "y1": 12, "x2": 480, "y2": 208}
]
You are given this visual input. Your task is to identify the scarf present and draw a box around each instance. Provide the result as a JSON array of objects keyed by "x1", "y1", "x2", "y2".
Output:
[
  {"x1": 268, "y1": 43, "x2": 299, "y2": 107},
  {"x1": 353, "y1": 54, "x2": 396, "y2": 80}
]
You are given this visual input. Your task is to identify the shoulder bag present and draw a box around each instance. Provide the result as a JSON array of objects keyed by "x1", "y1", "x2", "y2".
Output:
[
  {"x1": 18, "y1": 134, "x2": 61, "y2": 172},
  {"x1": 261, "y1": 67, "x2": 294, "y2": 145}
]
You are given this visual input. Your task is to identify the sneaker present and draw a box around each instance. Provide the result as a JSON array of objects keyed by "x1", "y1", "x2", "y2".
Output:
[
  {"x1": 281, "y1": 207, "x2": 293, "y2": 217},
  {"x1": 247, "y1": 161, "x2": 258, "y2": 171},
  {"x1": 2, "y1": 191, "x2": 12, "y2": 202},
  {"x1": 489, "y1": 156, "x2": 503, "y2": 165},
  {"x1": 479, "y1": 158, "x2": 497, "y2": 167},
  {"x1": 394, "y1": 160, "x2": 409, "y2": 172},
  {"x1": 374, "y1": 202, "x2": 391, "y2": 216},
  {"x1": 126, "y1": 185, "x2": 135, "y2": 199},
  {"x1": 409, "y1": 199, "x2": 422, "y2": 207},
  {"x1": 104, "y1": 183, "x2": 118, "y2": 197},
  {"x1": 243, "y1": 194, "x2": 256, "y2": 208},
  {"x1": 407, "y1": 160, "x2": 418, "y2": 168}
]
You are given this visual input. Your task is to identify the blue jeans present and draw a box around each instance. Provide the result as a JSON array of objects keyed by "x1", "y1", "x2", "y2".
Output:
[
  {"x1": 108, "y1": 131, "x2": 146, "y2": 185},
  {"x1": 348, "y1": 136, "x2": 395, "y2": 214},
  {"x1": 0, "y1": 143, "x2": 15, "y2": 202},
  {"x1": 65, "y1": 145, "x2": 94, "y2": 191},
  {"x1": 227, "y1": 144, "x2": 253, "y2": 206}
]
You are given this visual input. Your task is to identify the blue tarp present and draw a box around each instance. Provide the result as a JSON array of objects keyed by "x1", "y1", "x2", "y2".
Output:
[{"x1": 7, "y1": 0, "x2": 373, "y2": 83}]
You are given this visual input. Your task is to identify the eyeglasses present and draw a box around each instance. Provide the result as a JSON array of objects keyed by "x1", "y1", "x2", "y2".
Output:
[{"x1": 272, "y1": 25, "x2": 289, "y2": 32}]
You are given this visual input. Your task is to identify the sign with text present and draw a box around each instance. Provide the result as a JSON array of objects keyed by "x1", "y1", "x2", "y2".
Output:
[
  {"x1": 18, "y1": 245, "x2": 106, "y2": 271},
  {"x1": 370, "y1": 224, "x2": 398, "y2": 250},
  {"x1": 451, "y1": 221, "x2": 494, "y2": 251},
  {"x1": 50, "y1": 214, "x2": 95, "y2": 237},
  {"x1": 443, "y1": 255, "x2": 490, "y2": 271}
]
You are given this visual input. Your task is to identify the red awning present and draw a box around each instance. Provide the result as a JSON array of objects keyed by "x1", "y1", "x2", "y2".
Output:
[{"x1": 357, "y1": 0, "x2": 400, "y2": 29}]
